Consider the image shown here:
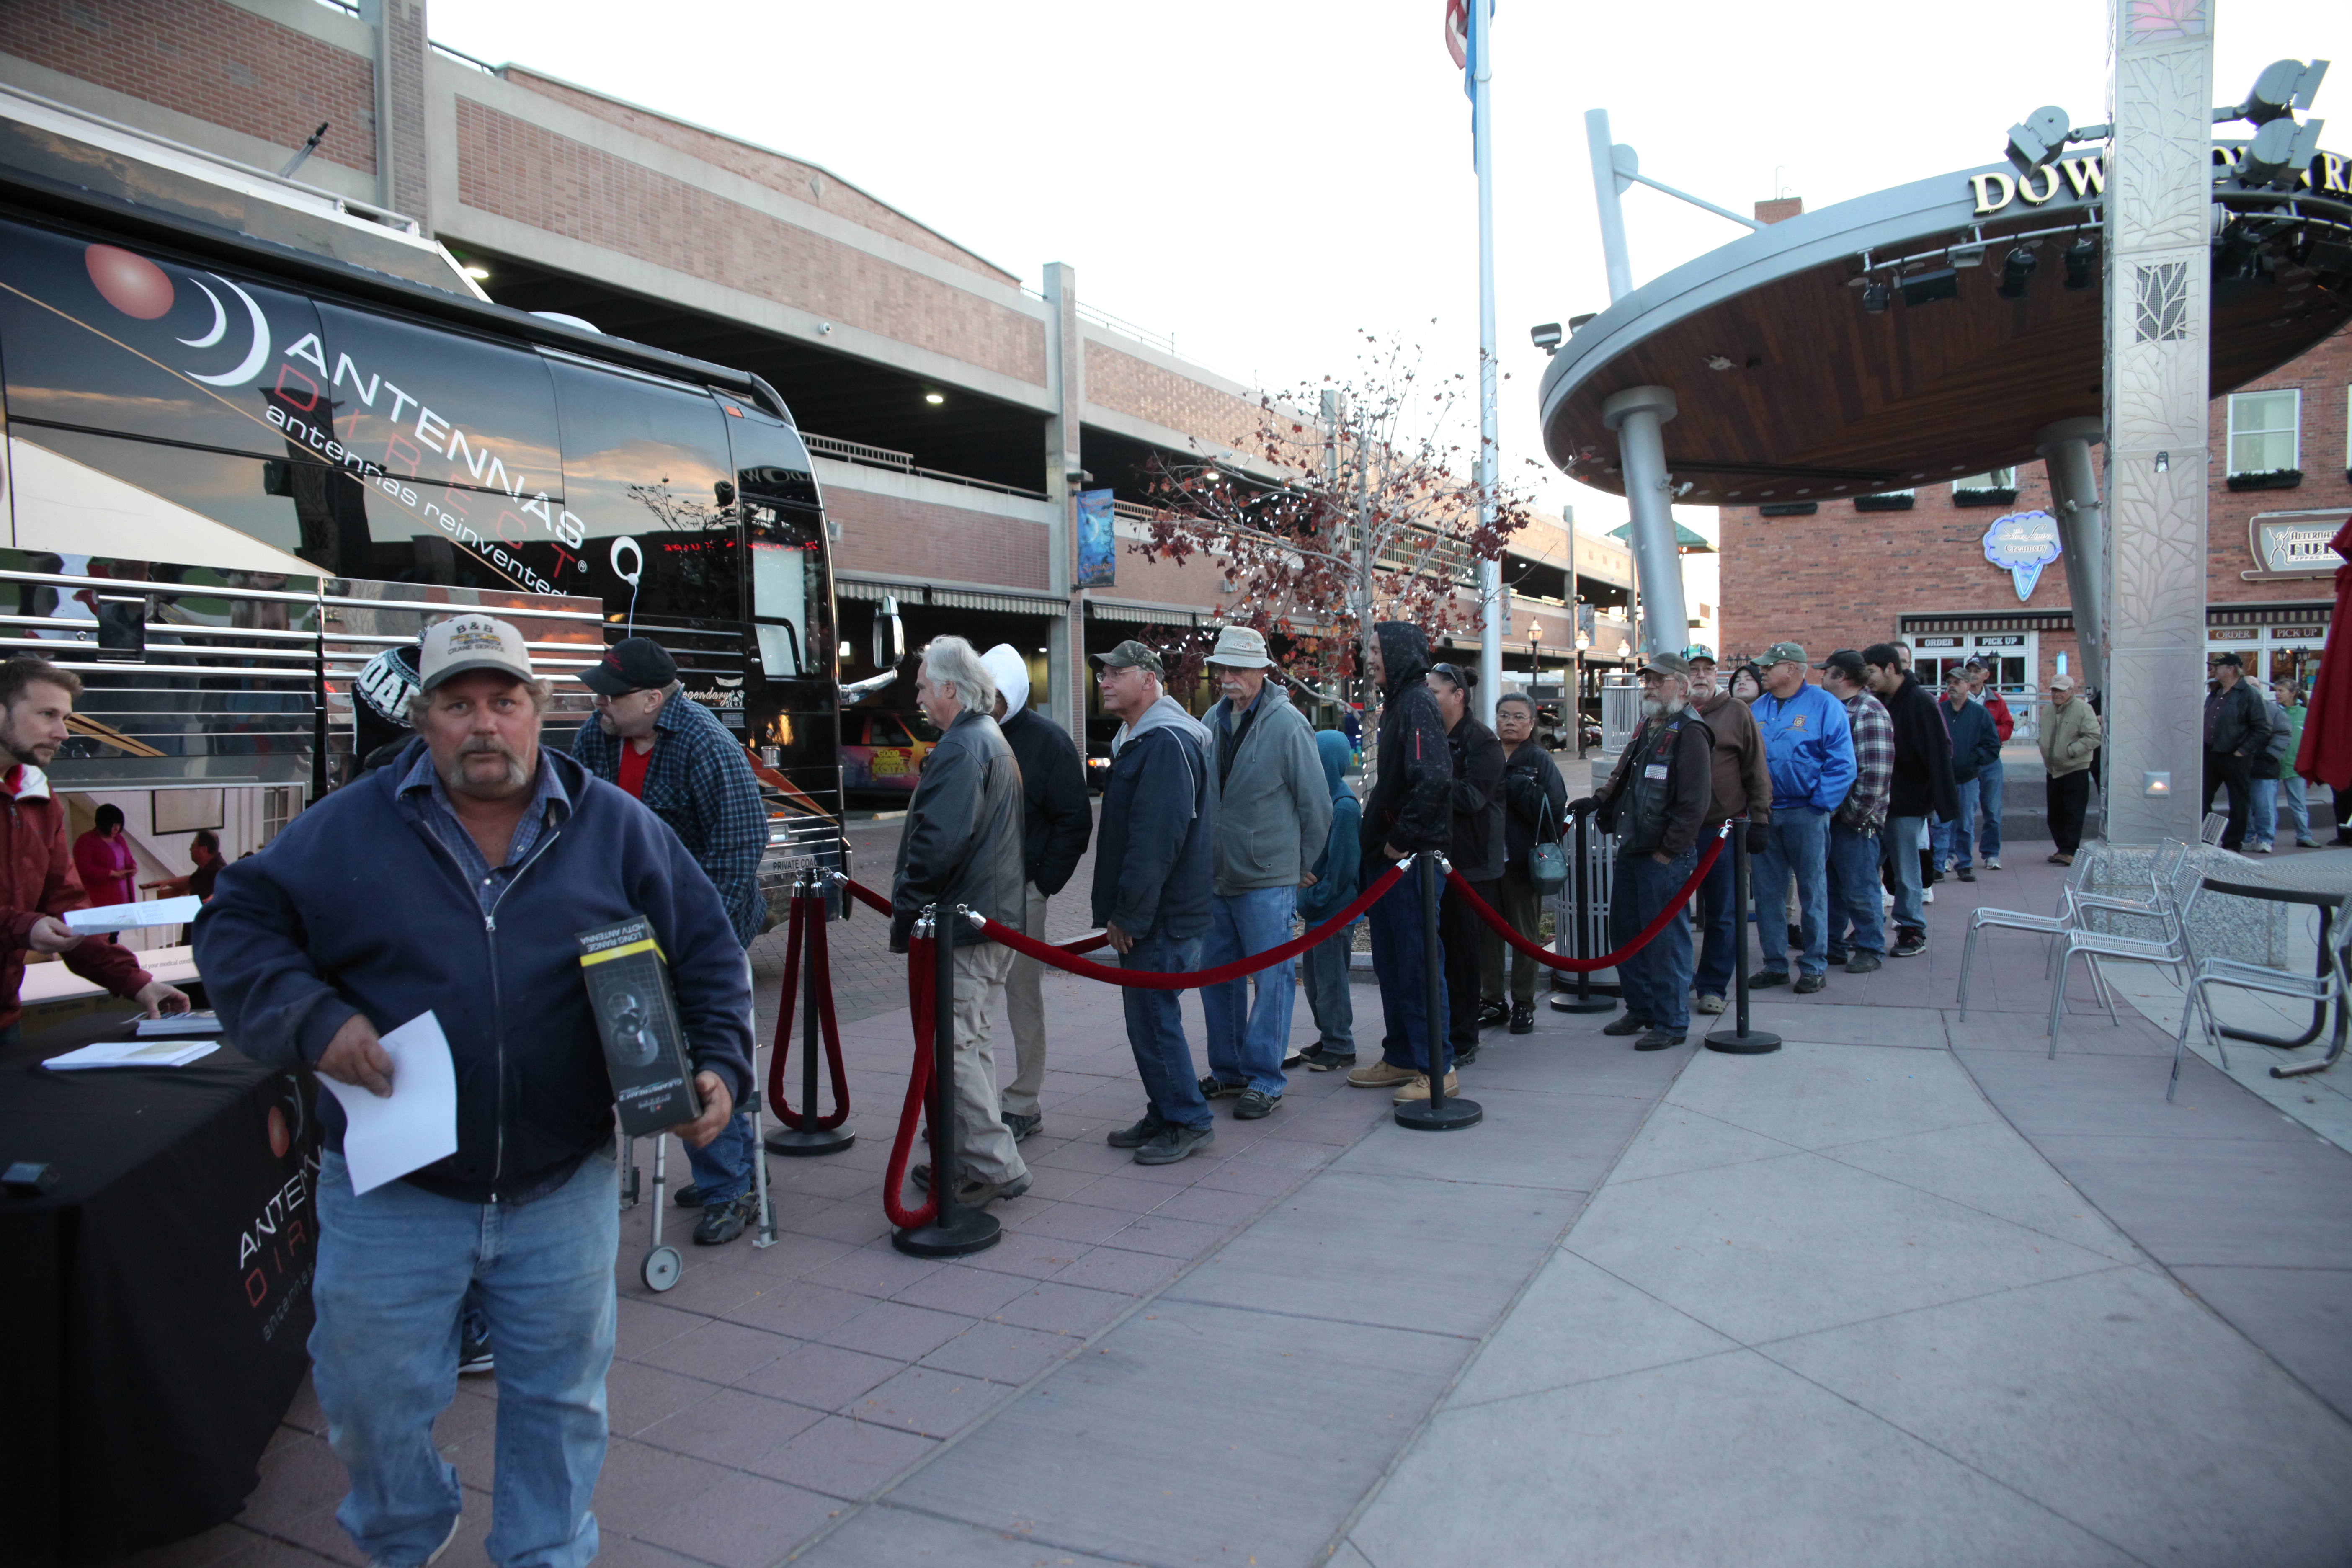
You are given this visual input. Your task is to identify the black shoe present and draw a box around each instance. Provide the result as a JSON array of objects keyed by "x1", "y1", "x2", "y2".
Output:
[
  {"x1": 673, "y1": 1181, "x2": 707, "y2": 1209},
  {"x1": 1509, "y1": 1003, "x2": 1535, "y2": 1035},
  {"x1": 1794, "y1": 973, "x2": 1826, "y2": 995},
  {"x1": 1747, "y1": 969, "x2": 1790, "y2": 989},
  {"x1": 1476, "y1": 1000, "x2": 1511, "y2": 1030},
  {"x1": 1000, "y1": 1110, "x2": 1042, "y2": 1142},
  {"x1": 956, "y1": 1171, "x2": 1032, "y2": 1206},
  {"x1": 1845, "y1": 953, "x2": 1883, "y2": 975},
  {"x1": 1133, "y1": 1123, "x2": 1215, "y2": 1166},
  {"x1": 1198, "y1": 1076, "x2": 1248, "y2": 1100},
  {"x1": 692, "y1": 1195, "x2": 753, "y2": 1246},
  {"x1": 1826, "y1": 949, "x2": 1850, "y2": 966},
  {"x1": 1890, "y1": 931, "x2": 1929, "y2": 958},
  {"x1": 1233, "y1": 1088, "x2": 1280, "y2": 1120},
  {"x1": 1635, "y1": 1028, "x2": 1687, "y2": 1051},
  {"x1": 1602, "y1": 1014, "x2": 1651, "y2": 1036},
  {"x1": 1297, "y1": 1046, "x2": 1358, "y2": 1072},
  {"x1": 1957, "y1": 867, "x2": 1976, "y2": 883},
  {"x1": 1107, "y1": 1114, "x2": 1171, "y2": 1149},
  {"x1": 1454, "y1": 1044, "x2": 1480, "y2": 1067},
  {"x1": 457, "y1": 1335, "x2": 494, "y2": 1376}
]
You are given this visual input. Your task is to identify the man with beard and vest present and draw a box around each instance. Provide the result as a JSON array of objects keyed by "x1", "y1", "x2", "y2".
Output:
[{"x1": 1571, "y1": 652, "x2": 1714, "y2": 1050}]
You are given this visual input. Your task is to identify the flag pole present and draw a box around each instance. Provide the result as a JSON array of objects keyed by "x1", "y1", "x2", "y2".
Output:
[{"x1": 1472, "y1": 0, "x2": 1501, "y2": 722}]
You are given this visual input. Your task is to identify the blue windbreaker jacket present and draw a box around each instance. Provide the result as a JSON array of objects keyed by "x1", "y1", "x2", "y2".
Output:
[{"x1": 1752, "y1": 682, "x2": 1860, "y2": 814}]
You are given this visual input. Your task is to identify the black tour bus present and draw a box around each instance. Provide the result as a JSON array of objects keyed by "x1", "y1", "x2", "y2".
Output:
[{"x1": 0, "y1": 191, "x2": 844, "y2": 922}]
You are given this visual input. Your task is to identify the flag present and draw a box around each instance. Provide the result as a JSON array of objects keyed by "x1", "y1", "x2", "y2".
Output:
[{"x1": 1444, "y1": 0, "x2": 1493, "y2": 98}]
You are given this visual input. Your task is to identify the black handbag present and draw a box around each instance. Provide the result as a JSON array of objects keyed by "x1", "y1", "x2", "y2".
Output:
[{"x1": 1528, "y1": 792, "x2": 1568, "y2": 894}]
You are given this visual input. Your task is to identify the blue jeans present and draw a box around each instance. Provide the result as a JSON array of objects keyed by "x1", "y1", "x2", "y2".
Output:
[
  {"x1": 1201, "y1": 885, "x2": 1300, "y2": 1096},
  {"x1": 1976, "y1": 758, "x2": 2004, "y2": 860},
  {"x1": 1883, "y1": 815, "x2": 1927, "y2": 935},
  {"x1": 312, "y1": 1149, "x2": 619, "y2": 1568},
  {"x1": 2250, "y1": 776, "x2": 2278, "y2": 846},
  {"x1": 1752, "y1": 806, "x2": 1830, "y2": 977},
  {"x1": 1120, "y1": 929, "x2": 1212, "y2": 1130},
  {"x1": 1368, "y1": 861, "x2": 1448, "y2": 1071},
  {"x1": 683, "y1": 1112, "x2": 755, "y2": 1206},
  {"x1": 2281, "y1": 776, "x2": 2315, "y2": 842},
  {"x1": 1828, "y1": 821, "x2": 1886, "y2": 957},
  {"x1": 1929, "y1": 777, "x2": 1981, "y2": 870},
  {"x1": 1612, "y1": 846, "x2": 1697, "y2": 1032},
  {"x1": 1692, "y1": 831, "x2": 1739, "y2": 999},
  {"x1": 1300, "y1": 923, "x2": 1355, "y2": 1052}
]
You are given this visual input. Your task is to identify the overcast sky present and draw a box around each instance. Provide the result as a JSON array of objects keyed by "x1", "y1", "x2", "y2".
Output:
[{"x1": 433, "y1": 0, "x2": 2347, "y2": 600}]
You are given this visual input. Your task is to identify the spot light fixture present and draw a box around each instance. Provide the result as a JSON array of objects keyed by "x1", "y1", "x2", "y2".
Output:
[
  {"x1": 1997, "y1": 246, "x2": 2037, "y2": 299},
  {"x1": 1860, "y1": 281, "x2": 1890, "y2": 314},
  {"x1": 2063, "y1": 236, "x2": 2097, "y2": 290}
]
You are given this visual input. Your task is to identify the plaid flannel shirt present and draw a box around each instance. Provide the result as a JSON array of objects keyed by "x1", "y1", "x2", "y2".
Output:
[
  {"x1": 572, "y1": 692, "x2": 768, "y2": 946},
  {"x1": 1837, "y1": 689, "x2": 1895, "y2": 833}
]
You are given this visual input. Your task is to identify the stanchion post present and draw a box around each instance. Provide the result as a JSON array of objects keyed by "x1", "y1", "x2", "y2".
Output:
[
  {"x1": 892, "y1": 905, "x2": 1002, "y2": 1256},
  {"x1": 1705, "y1": 826, "x2": 1782, "y2": 1056},
  {"x1": 767, "y1": 874, "x2": 857, "y2": 1157},
  {"x1": 1553, "y1": 807, "x2": 1613, "y2": 1014},
  {"x1": 1397, "y1": 854, "x2": 1481, "y2": 1131}
]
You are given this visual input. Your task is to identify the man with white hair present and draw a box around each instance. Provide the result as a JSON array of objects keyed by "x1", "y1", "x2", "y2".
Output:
[
  {"x1": 888, "y1": 635, "x2": 1031, "y2": 1204},
  {"x1": 197, "y1": 614, "x2": 751, "y2": 1568},
  {"x1": 977, "y1": 643, "x2": 1091, "y2": 1141}
]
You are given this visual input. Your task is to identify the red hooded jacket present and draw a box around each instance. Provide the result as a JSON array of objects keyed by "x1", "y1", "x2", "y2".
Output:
[{"x1": 0, "y1": 765, "x2": 151, "y2": 1030}]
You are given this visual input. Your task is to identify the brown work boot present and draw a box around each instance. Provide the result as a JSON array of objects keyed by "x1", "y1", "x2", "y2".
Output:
[
  {"x1": 1391, "y1": 1071, "x2": 1461, "y2": 1103},
  {"x1": 1346, "y1": 1060, "x2": 1420, "y2": 1089}
]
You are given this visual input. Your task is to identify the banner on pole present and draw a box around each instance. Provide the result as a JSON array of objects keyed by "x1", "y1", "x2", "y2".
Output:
[{"x1": 1075, "y1": 489, "x2": 1117, "y2": 588}]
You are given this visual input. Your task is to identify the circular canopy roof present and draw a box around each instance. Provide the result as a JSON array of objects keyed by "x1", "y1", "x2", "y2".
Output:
[{"x1": 1537, "y1": 144, "x2": 2352, "y2": 504}]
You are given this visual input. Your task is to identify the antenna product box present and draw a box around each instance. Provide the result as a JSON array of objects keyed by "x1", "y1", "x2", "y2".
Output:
[{"x1": 578, "y1": 916, "x2": 701, "y2": 1136}]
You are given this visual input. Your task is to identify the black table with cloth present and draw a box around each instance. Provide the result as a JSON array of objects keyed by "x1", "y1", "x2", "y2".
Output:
[{"x1": 0, "y1": 1007, "x2": 321, "y2": 1566}]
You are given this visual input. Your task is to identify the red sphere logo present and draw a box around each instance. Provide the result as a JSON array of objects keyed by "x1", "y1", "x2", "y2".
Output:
[
  {"x1": 85, "y1": 245, "x2": 174, "y2": 319},
  {"x1": 267, "y1": 1106, "x2": 291, "y2": 1159}
]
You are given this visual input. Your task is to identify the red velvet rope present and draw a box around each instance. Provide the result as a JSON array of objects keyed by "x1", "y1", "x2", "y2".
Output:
[
  {"x1": 882, "y1": 933, "x2": 939, "y2": 1230},
  {"x1": 837, "y1": 873, "x2": 1113, "y2": 954},
  {"x1": 767, "y1": 892, "x2": 852, "y2": 1131},
  {"x1": 1449, "y1": 826, "x2": 1727, "y2": 972},
  {"x1": 964, "y1": 861, "x2": 1408, "y2": 989}
]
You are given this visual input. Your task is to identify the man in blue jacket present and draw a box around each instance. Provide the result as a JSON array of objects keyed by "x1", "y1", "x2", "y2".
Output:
[
  {"x1": 1930, "y1": 666, "x2": 2003, "y2": 882},
  {"x1": 1091, "y1": 640, "x2": 1219, "y2": 1166},
  {"x1": 1747, "y1": 642, "x2": 1858, "y2": 993},
  {"x1": 197, "y1": 614, "x2": 751, "y2": 1568}
]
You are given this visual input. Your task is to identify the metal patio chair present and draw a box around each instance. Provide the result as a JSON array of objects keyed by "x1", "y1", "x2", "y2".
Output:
[
  {"x1": 2046, "y1": 847, "x2": 2207, "y2": 1056},
  {"x1": 2169, "y1": 891, "x2": 2352, "y2": 1101},
  {"x1": 2201, "y1": 811, "x2": 2229, "y2": 846},
  {"x1": 1956, "y1": 841, "x2": 2190, "y2": 1020}
]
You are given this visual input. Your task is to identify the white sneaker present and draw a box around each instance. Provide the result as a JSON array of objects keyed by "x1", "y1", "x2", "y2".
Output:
[
  {"x1": 1984, "y1": 857, "x2": 2002, "y2": 870},
  {"x1": 2252, "y1": 842, "x2": 2275, "y2": 854},
  {"x1": 1924, "y1": 887, "x2": 1936, "y2": 903}
]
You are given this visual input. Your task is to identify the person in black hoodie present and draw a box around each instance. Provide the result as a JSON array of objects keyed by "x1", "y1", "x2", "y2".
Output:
[
  {"x1": 978, "y1": 645, "x2": 1092, "y2": 1142},
  {"x1": 1427, "y1": 662, "x2": 1506, "y2": 1067},
  {"x1": 1347, "y1": 622, "x2": 1457, "y2": 1099},
  {"x1": 1861, "y1": 642, "x2": 1957, "y2": 957}
]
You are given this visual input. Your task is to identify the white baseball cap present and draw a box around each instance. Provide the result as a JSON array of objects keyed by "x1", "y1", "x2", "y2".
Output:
[{"x1": 419, "y1": 614, "x2": 534, "y2": 691}]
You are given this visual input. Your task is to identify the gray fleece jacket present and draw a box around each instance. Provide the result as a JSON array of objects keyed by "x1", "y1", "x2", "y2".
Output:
[{"x1": 1205, "y1": 680, "x2": 1332, "y2": 896}]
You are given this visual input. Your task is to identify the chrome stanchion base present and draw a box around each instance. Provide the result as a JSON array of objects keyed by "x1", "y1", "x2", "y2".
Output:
[
  {"x1": 1704, "y1": 1027, "x2": 1782, "y2": 1055},
  {"x1": 891, "y1": 1207, "x2": 1002, "y2": 1257},
  {"x1": 764, "y1": 1125, "x2": 857, "y2": 1157},
  {"x1": 1394, "y1": 1096, "x2": 1483, "y2": 1131}
]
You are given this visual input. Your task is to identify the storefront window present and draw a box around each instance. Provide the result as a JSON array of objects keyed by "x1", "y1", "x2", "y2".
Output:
[{"x1": 2227, "y1": 390, "x2": 2300, "y2": 474}]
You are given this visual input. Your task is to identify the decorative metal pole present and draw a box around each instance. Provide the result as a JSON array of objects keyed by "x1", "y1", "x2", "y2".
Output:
[{"x1": 1473, "y1": 0, "x2": 1503, "y2": 723}]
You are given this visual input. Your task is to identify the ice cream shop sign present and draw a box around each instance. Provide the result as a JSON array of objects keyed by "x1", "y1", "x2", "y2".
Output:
[{"x1": 2246, "y1": 510, "x2": 2352, "y2": 580}]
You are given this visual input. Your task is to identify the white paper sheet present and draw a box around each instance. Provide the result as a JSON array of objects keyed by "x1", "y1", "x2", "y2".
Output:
[
  {"x1": 44, "y1": 1038, "x2": 219, "y2": 1069},
  {"x1": 134, "y1": 1009, "x2": 224, "y2": 1038},
  {"x1": 64, "y1": 895, "x2": 202, "y2": 935},
  {"x1": 317, "y1": 1012, "x2": 458, "y2": 1196}
]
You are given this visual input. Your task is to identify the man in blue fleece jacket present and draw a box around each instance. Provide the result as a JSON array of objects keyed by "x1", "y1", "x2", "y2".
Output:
[
  {"x1": 196, "y1": 615, "x2": 751, "y2": 1568},
  {"x1": 1746, "y1": 642, "x2": 1858, "y2": 993}
]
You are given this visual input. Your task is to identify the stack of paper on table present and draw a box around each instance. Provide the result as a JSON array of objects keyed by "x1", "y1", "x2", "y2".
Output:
[
  {"x1": 44, "y1": 1037, "x2": 220, "y2": 1069},
  {"x1": 134, "y1": 1010, "x2": 224, "y2": 1039},
  {"x1": 64, "y1": 896, "x2": 201, "y2": 936}
]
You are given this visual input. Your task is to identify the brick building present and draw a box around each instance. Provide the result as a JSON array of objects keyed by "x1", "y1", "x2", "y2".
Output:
[{"x1": 1715, "y1": 323, "x2": 2349, "y2": 699}]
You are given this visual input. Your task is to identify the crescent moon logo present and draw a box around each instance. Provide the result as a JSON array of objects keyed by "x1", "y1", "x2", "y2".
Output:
[
  {"x1": 178, "y1": 277, "x2": 228, "y2": 349},
  {"x1": 185, "y1": 274, "x2": 270, "y2": 387}
]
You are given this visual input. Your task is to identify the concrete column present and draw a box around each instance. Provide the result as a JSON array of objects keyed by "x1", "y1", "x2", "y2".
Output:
[
  {"x1": 1042, "y1": 262, "x2": 1082, "y2": 736},
  {"x1": 2101, "y1": 0, "x2": 2213, "y2": 842},
  {"x1": 2036, "y1": 416, "x2": 2108, "y2": 699},
  {"x1": 1601, "y1": 386, "x2": 1685, "y2": 656},
  {"x1": 358, "y1": 0, "x2": 432, "y2": 228}
]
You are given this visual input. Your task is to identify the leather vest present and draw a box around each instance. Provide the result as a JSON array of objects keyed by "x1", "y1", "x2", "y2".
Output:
[{"x1": 1615, "y1": 711, "x2": 1703, "y2": 856}]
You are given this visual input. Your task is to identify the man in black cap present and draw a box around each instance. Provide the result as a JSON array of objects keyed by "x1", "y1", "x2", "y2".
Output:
[
  {"x1": 573, "y1": 636, "x2": 771, "y2": 1245},
  {"x1": 2203, "y1": 652, "x2": 2272, "y2": 851}
]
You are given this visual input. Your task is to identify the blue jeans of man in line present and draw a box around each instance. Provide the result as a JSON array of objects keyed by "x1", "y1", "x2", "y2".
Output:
[
  {"x1": 1929, "y1": 777, "x2": 1981, "y2": 871},
  {"x1": 1827, "y1": 820, "x2": 1887, "y2": 957},
  {"x1": 1976, "y1": 757, "x2": 2004, "y2": 860},
  {"x1": 1692, "y1": 830, "x2": 1740, "y2": 999},
  {"x1": 2280, "y1": 775, "x2": 2315, "y2": 841},
  {"x1": 1201, "y1": 885, "x2": 1300, "y2": 1096},
  {"x1": 1119, "y1": 928, "x2": 1212, "y2": 1131},
  {"x1": 1611, "y1": 846, "x2": 1697, "y2": 1032},
  {"x1": 2250, "y1": 776, "x2": 2278, "y2": 847},
  {"x1": 1368, "y1": 862, "x2": 1448, "y2": 1071},
  {"x1": 1751, "y1": 806, "x2": 1831, "y2": 977},
  {"x1": 311, "y1": 1148, "x2": 618, "y2": 1568},
  {"x1": 682, "y1": 1112, "x2": 755, "y2": 1207},
  {"x1": 1882, "y1": 815, "x2": 1928, "y2": 934},
  {"x1": 1300, "y1": 922, "x2": 1356, "y2": 1052}
]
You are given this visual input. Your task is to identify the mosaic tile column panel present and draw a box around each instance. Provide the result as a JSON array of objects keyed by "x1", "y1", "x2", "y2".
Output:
[{"x1": 2102, "y1": 0, "x2": 2214, "y2": 843}]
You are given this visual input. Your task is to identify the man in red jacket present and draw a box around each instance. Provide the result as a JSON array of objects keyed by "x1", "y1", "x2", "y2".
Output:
[{"x1": 0, "y1": 658, "x2": 187, "y2": 1048}]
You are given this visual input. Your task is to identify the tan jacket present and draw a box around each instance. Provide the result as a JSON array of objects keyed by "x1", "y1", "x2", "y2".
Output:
[
  {"x1": 1694, "y1": 689, "x2": 1772, "y2": 830},
  {"x1": 2040, "y1": 696, "x2": 2103, "y2": 778}
]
